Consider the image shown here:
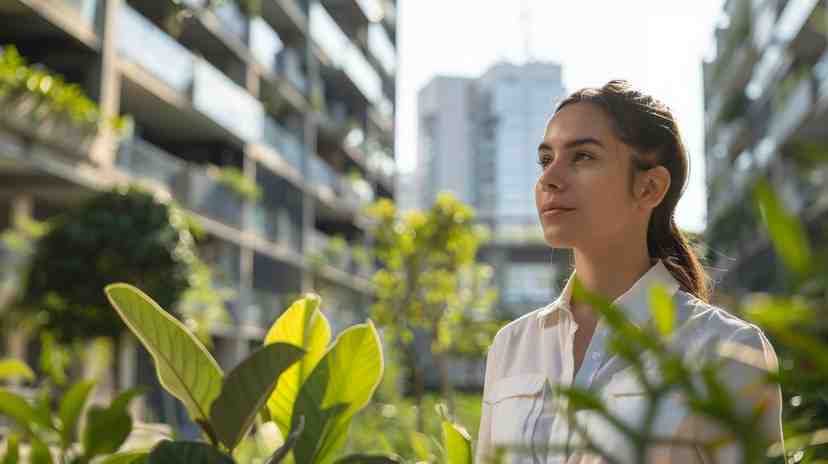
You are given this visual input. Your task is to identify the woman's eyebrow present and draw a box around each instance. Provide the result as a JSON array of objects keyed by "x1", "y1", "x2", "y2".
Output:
[{"x1": 537, "y1": 137, "x2": 606, "y2": 154}]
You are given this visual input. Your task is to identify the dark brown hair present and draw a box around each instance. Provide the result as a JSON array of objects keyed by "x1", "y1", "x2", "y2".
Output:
[{"x1": 555, "y1": 79, "x2": 709, "y2": 302}]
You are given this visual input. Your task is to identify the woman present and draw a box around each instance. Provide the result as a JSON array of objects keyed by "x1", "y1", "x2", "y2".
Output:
[{"x1": 476, "y1": 80, "x2": 784, "y2": 464}]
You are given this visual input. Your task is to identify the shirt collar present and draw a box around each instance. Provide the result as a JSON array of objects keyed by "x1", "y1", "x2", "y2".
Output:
[{"x1": 536, "y1": 259, "x2": 681, "y2": 329}]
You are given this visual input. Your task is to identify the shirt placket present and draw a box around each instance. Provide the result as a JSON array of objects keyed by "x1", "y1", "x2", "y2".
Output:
[{"x1": 547, "y1": 313, "x2": 608, "y2": 464}]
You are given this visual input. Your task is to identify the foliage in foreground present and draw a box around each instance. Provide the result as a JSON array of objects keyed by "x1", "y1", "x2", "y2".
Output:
[{"x1": 0, "y1": 285, "x2": 475, "y2": 463}]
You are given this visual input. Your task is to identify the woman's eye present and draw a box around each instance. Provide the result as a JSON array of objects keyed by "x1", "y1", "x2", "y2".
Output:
[
  {"x1": 574, "y1": 152, "x2": 593, "y2": 161},
  {"x1": 537, "y1": 157, "x2": 550, "y2": 168}
]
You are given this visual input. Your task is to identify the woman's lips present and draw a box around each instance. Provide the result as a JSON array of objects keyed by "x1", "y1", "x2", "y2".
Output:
[{"x1": 542, "y1": 208, "x2": 575, "y2": 217}]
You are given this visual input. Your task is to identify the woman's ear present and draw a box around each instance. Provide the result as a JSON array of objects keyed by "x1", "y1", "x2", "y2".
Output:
[{"x1": 635, "y1": 166, "x2": 671, "y2": 210}]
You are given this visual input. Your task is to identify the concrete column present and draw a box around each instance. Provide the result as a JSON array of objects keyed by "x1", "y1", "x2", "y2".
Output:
[{"x1": 89, "y1": 0, "x2": 123, "y2": 168}]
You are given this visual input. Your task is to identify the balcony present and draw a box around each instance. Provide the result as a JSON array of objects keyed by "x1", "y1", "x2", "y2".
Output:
[
  {"x1": 115, "y1": 138, "x2": 188, "y2": 192},
  {"x1": 310, "y1": 3, "x2": 383, "y2": 104},
  {"x1": 276, "y1": 47, "x2": 308, "y2": 95},
  {"x1": 250, "y1": 17, "x2": 284, "y2": 73},
  {"x1": 308, "y1": 154, "x2": 338, "y2": 194},
  {"x1": 261, "y1": 117, "x2": 304, "y2": 173},
  {"x1": 212, "y1": 1, "x2": 249, "y2": 44},
  {"x1": 50, "y1": 0, "x2": 99, "y2": 29},
  {"x1": 367, "y1": 22, "x2": 396, "y2": 75},
  {"x1": 250, "y1": 290, "x2": 287, "y2": 328},
  {"x1": 193, "y1": 58, "x2": 264, "y2": 142},
  {"x1": 117, "y1": 4, "x2": 195, "y2": 94},
  {"x1": 774, "y1": 0, "x2": 820, "y2": 46},
  {"x1": 177, "y1": 166, "x2": 245, "y2": 228}
]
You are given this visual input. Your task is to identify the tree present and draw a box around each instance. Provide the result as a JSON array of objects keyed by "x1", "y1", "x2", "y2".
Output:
[
  {"x1": 365, "y1": 192, "x2": 498, "y2": 430},
  {"x1": 21, "y1": 186, "x2": 202, "y2": 341}
]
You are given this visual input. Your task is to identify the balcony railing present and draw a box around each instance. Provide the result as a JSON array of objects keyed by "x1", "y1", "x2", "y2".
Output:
[
  {"x1": 276, "y1": 47, "x2": 308, "y2": 94},
  {"x1": 250, "y1": 17, "x2": 284, "y2": 73},
  {"x1": 193, "y1": 58, "x2": 264, "y2": 142},
  {"x1": 249, "y1": 203, "x2": 301, "y2": 249},
  {"x1": 774, "y1": 0, "x2": 820, "y2": 45},
  {"x1": 51, "y1": 0, "x2": 99, "y2": 29},
  {"x1": 117, "y1": 5, "x2": 195, "y2": 93},
  {"x1": 261, "y1": 117, "x2": 304, "y2": 172},
  {"x1": 115, "y1": 138, "x2": 188, "y2": 192},
  {"x1": 367, "y1": 22, "x2": 395, "y2": 75},
  {"x1": 308, "y1": 154, "x2": 338, "y2": 192},
  {"x1": 178, "y1": 166, "x2": 245, "y2": 228},
  {"x1": 310, "y1": 3, "x2": 383, "y2": 103},
  {"x1": 213, "y1": 1, "x2": 249, "y2": 43}
]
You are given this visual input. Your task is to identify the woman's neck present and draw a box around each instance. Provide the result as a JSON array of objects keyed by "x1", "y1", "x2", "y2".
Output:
[{"x1": 571, "y1": 242, "x2": 654, "y2": 320}]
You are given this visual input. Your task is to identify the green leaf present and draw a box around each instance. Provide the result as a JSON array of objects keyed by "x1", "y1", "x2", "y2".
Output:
[
  {"x1": 146, "y1": 441, "x2": 234, "y2": 464},
  {"x1": 2, "y1": 434, "x2": 19, "y2": 464},
  {"x1": 82, "y1": 388, "x2": 142, "y2": 459},
  {"x1": 0, "y1": 359, "x2": 34, "y2": 382},
  {"x1": 264, "y1": 415, "x2": 305, "y2": 464},
  {"x1": 0, "y1": 389, "x2": 52, "y2": 433},
  {"x1": 58, "y1": 380, "x2": 96, "y2": 448},
  {"x1": 442, "y1": 421, "x2": 472, "y2": 464},
  {"x1": 98, "y1": 451, "x2": 149, "y2": 464},
  {"x1": 264, "y1": 294, "x2": 331, "y2": 438},
  {"x1": 29, "y1": 437, "x2": 53, "y2": 464},
  {"x1": 104, "y1": 284, "x2": 224, "y2": 433},
  {"x1": 409, "y1": 431, "x2": 432, "y2": 461},
  {"x1": 753, "y1": 177, "x2": 813, "y2": 277},
  {"x1": 292, "y1": 321, "x2": 384, "y2": 464},
  {"x1": 648, "y1": 284, "x2": 675, "y2": 337},
  {"x1": 210, "y1": 342, "x2": 304, "y2": 452}
]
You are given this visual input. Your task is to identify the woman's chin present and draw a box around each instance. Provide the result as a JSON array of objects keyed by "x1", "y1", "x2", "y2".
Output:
[{"x1": 542, "y1": 230, "x2": 576, "y2": 249}]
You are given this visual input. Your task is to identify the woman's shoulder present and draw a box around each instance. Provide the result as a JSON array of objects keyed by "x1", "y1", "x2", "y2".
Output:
[
  {"x1": 675, "y1": 290, "x2": 778, "y2": 360},
  {"x1": 488, "y1": 303, "x2": 552, "y2": 351}
]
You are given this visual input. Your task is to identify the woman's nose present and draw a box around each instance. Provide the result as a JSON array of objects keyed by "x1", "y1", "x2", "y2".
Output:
[{"x1": 539, "y1": 163, "x2": 565, "y2": 191}]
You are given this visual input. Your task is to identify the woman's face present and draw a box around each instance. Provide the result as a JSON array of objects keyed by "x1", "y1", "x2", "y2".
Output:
[{"x1": 534, "y1": 102, "x2": 647, "y2": 251}]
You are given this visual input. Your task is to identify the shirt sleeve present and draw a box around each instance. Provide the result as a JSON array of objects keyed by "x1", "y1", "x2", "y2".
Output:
[
  {"x1": 476, "y1": 338, "x2": 499, "y2": 464},
  {"x1": 697, "y1": 325, "x2": 785, "y2": 463}
]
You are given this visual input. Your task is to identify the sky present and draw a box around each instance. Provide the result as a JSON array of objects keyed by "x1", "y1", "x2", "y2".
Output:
[{"x1": 394, "y1": 0, "x2": 726, "y2": 233}]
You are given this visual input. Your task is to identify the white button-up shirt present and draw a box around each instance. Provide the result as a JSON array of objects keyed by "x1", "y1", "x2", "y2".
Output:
[{"x1": 476, "y1": 260, "x2": 784, "y2": 464}]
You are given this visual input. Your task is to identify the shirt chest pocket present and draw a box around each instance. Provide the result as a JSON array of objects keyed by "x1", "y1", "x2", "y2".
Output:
[
  {"x1": 484, "y1": 373, "x2": 548, "y2": 446},
  {"x1": 601, "y1": 368, "x2": 687, "y2": 435}
]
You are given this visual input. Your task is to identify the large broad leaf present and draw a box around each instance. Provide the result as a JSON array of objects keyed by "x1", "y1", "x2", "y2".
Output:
[
  {"x1": 58, "y1": 380, "x2": 96, "y2": 447},
  {"x1": 442, "y1": 422, "x2": 472, "y2": 464},
  {"x1": 104, "y1": 284, "x2": 223, "y2": 432},
  {"x1": 147, "y1": 441, "x2": 234, "y2": 464},
  {"x1": 0, "y1": 359, "x2": 34, "y2": 382},
  {"x1": 0, "y1": 389, "x2": 52, "y2": 433},
  {"x1": 82, "y1": 388, "x2": 142, "y2": 459},
  {"x1": 264, "y1": 294, "x2": 331, "y2": 437},
  {"x1": 210, "y1": 342, "x2": 304, "y2": 452},
  {"x1": 292, "y1": 321, "x2": 384, "y2": 464}
]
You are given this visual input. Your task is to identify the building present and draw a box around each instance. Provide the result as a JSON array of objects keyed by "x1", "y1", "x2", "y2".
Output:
[
  {"x1": 0, "y1": 0, "x2": 397, "y2": 432},
  {"x1": 703, "y1": 0, "x2": 827, "y2": 295},
  {"x1": 417, "y1": 62, "x2": 569, "y2": 320}
]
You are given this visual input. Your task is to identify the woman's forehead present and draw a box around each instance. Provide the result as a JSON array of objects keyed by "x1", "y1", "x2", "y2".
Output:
[{"x1": 543, "y1": 104, "x2": 616, "y2": 146}]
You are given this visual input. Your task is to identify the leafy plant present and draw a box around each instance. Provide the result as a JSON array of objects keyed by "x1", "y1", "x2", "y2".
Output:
[
  {"x1": 214, "y1": 166, "x2": 262, "y2": 203},
  {"x1": 21, "y1": 187, "x2": 207, "y2": 341},
  {"x1": 102, "y1": 283, "x2": 468, "y2": 463},
  {"x1": 0, "y1": 45, "x2": 126, "y2": 135},
  {"x1": 0, "y1": 357, "x2": 144, "y2": 464}
]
